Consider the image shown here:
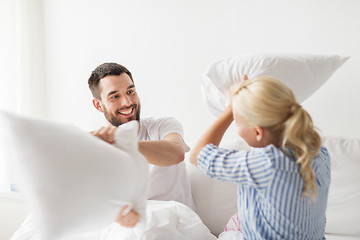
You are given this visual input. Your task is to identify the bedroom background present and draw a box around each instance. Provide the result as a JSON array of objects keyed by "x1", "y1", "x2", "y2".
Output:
[{"x1": 0, "y1": 0, "x2": 359, "y2": 188}]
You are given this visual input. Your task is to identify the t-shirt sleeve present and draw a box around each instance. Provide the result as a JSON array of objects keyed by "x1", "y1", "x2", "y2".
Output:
[
  {"x1": 197, "y1": 143, "x2": 275, "y2": 189},
  {"x1": 143, "y1": 117, "x2": 190, "y2": 152},
  {"x1": 149, "y1": 117, "x2": 185, "y2": 140}
]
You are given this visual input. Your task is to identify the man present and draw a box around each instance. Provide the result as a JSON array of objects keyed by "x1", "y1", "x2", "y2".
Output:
[{"x1": 88, "y1": 62, "x2": 195, "y2": 226}]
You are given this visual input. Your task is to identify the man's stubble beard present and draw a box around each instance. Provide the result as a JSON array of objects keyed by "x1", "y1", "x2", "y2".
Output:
[{"x1": 104, "y1": 104, "x2": 141, "y2": 127}]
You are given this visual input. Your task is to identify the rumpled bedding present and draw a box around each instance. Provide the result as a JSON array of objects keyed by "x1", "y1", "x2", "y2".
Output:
[{"x1": 10, "y1": 200, "x2": 217, "y2": 240}]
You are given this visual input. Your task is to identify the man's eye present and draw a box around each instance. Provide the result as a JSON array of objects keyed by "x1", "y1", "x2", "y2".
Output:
[
  {"x1": 110, "y1": 95, "x2": 119, "y2": 99},
  {"x1": 127, "y1": 90, "x2": 134, "y2": 95}
]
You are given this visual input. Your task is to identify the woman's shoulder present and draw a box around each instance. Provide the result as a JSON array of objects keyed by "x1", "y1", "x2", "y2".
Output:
[
  {"x1": 314, "y1": 146, "x2": 331, "y2": 168},
  {"x1": 252, "y1": 144, "x2": 284, "y2": 157},
  {"x1": 256, "y1": 145, "x2": 299, "y2": 171},
  {"x1": 318, "y1": 146, "x2": 330, "y2": 158}
]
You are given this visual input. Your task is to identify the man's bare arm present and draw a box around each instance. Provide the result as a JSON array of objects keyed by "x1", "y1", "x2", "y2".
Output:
[
  {"x1": 138, "y1": 132, "x2": 187, "y2": 166},
  {"x1": 91, "y1": 126, "x2": 187, "y2": 166}
]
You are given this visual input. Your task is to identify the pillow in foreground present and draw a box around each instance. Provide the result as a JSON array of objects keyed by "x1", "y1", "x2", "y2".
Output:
[
  {"x1": 201, "y1": 53, "x2": 349, "y2": 116},
  {"x1": 0, "y1": 110, "x2": 148, "y2": 239}
]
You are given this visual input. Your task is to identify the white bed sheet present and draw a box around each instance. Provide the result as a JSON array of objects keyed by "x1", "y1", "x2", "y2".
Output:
[
  {"x1": 4, "y1": 191, "x2": 359, "y2": 240},
  {"x1": 10, "y1": 200, "x2": 216, "y2": 240}
]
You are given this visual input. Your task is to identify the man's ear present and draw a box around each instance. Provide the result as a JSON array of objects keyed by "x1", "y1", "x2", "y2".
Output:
[
  {"x1": 254, "y1": 126, "x2": 264, "y2": 141},
  {"x1": 92, "y1": 98, "x2": 103, "y2": 112}
]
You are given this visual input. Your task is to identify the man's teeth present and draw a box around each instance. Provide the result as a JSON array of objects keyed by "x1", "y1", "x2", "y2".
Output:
[{"x1": 119, "y1": 108, "x2": 132, "y2": 115}]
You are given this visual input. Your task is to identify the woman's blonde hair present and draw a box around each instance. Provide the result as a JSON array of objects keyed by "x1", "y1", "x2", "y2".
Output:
[{"x1": 232, "y1": 76, "x2": 321, "y2": 200}]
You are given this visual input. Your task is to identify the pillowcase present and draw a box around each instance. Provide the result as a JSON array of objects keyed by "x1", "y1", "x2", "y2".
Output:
[
  {"x1": 322, "y1": 135, "x2": 360, "y2": 236},
  {"x1": 0, "y1": 110, "x2": 148, "y2": 239},
  {"x1": 201, "y1": 53, "x2": 349, "y2": 116}
]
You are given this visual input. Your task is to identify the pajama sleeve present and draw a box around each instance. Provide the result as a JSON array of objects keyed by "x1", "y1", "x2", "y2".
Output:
[{"x1": 197, "y1": 143, "x2": 275, "y2": 190}]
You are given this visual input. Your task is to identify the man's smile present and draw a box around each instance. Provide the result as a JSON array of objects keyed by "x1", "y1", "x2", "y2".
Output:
[{"x1": 118, "y1": 106, "x2": 135, "y2": 117}]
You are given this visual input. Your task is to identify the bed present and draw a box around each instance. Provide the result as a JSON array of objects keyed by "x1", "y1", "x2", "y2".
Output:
[{"x1": 1, "y1": 134, "x2": 360, "y2": 239}]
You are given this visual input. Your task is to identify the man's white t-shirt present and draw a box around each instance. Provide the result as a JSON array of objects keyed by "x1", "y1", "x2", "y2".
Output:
[{"x1": 138, "y1": 117, "x2": 195, "y2": 211}]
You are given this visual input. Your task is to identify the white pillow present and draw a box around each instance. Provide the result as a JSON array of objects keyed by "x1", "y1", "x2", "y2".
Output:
[
  {"x1": 0, "y1": 110, "x2": 148, "y2": 239},
  {"x1": 323, "y1": 136, "x2": 360, "y2": 236},
  {"x1": 185, "y1": 138, "x2": 250, "y2": 236},
  {"x1": 201, "y1": 53, "x2": 349, "y2": 116}
]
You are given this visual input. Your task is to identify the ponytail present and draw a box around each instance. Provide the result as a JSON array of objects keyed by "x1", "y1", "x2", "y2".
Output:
[{"x1": 282, "y1": 104, "x2": 321, "y2": 201}]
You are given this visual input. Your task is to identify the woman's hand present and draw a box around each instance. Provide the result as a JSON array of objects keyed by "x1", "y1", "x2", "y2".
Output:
[
  {"x1": 228, "y1": 74, "x2": 248, "y2": 107},
  {"x1": 115, "y1": 205, "x2": 140, "y2": 228}
]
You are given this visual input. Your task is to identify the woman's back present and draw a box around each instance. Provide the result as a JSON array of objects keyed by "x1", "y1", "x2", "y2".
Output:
[{"x1": 236, "y1": 145, "x2": 331, "y2": 239}]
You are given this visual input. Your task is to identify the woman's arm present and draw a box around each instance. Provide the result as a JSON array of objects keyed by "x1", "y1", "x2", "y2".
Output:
[
  {"x1": 189, "y1": 105, "x2": 233, "y2": 166},
  {"x1": 189, "y1": 75, "x2": 248, "y2": 166}
]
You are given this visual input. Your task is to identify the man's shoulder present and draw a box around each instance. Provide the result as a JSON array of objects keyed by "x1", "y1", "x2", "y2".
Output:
[
  {"x1": 139, "y1": 116, "x2": 184, "y2": 140},
  {"x1": 140, "y1": 116, "x2": 181, "y2": 127}
]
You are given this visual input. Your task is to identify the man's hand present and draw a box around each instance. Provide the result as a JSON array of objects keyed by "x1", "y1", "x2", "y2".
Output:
[
  {"x1": 90, "y1": 125, "x2": 117, "y2": 143},
  {"x1": 115, "y1": 205, "x2": 140, "y2": 228}
]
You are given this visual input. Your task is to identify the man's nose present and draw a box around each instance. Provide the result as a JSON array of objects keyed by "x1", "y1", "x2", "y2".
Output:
[{"x1": 120, "y1": 95, "x2": 132, "y2": 106}]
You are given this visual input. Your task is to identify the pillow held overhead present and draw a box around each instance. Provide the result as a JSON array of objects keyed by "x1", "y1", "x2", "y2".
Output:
[
  {"x1": 201, "y1": 53, "x2": 349, "y2": 116},
  {"x1": 0, "y1": 110, "x2": 148, "y2": 240}
]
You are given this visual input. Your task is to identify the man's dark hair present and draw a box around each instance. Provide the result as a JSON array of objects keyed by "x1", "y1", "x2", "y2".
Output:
[{"x1": 88, "y1": 62, "x2": 133, "y2": 99}]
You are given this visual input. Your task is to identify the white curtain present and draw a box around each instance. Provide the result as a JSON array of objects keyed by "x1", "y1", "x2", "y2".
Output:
[{"x1": 0, "y1": 0, "x2": 45, "y2": 189}]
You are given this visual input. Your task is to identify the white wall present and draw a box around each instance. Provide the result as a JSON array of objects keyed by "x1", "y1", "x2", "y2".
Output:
[
  {"x1": 0, "y1": 0, "x2": 16, "y2": 112},
  {"x1": 42, "y1": 0, "x2": 360, "y2": 142}
]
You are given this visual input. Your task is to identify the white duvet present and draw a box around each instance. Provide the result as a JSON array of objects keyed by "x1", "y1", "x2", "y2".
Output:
[
  {"x1": 10, "y1": 200, "x2": 217, "y2": 240},
  {"x1": 9, "y1": 198, "x2": 360, "y2": 240}
]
